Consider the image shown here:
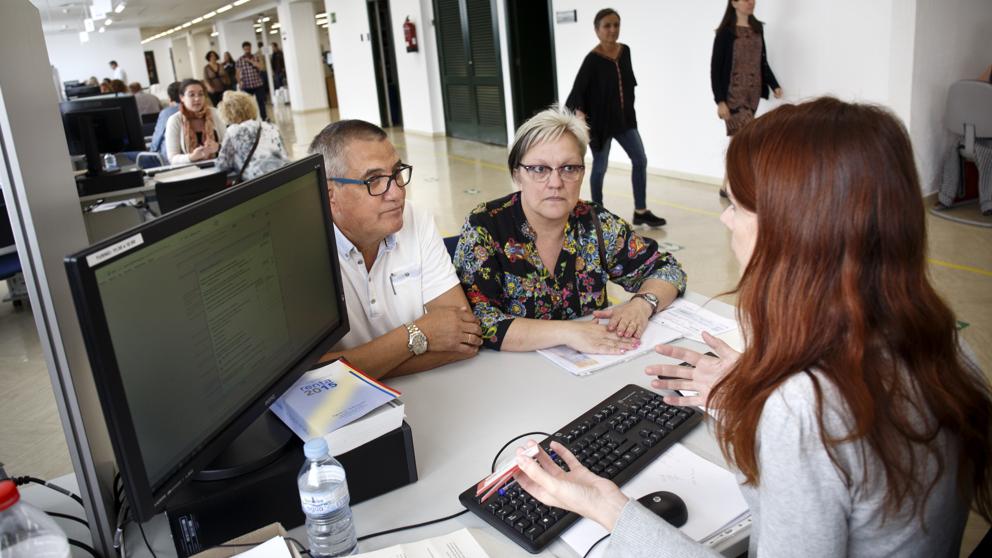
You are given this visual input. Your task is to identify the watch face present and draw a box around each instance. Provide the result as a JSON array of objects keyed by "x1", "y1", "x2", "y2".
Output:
[{"x1": 411, "y1": 331, "x2": 428, "y2": 355}]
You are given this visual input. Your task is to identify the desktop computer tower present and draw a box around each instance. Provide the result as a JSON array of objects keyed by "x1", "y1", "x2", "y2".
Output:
[{"x1": 166, "y1": 422, "x2": 418, "y2": 557}]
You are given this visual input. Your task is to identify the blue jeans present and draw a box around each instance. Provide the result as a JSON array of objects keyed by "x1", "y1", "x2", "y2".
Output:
[{"x1": 590, "y1": 128, "x2": 648, "y2": 210}]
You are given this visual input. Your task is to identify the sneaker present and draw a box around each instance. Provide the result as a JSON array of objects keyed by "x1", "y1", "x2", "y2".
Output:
[{"x1": 632, "y1": 210, "x2": 666, "y2": 227}]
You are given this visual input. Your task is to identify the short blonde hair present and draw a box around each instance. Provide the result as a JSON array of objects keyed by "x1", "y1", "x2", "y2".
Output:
[
  {"x1": 507, "y1": 105, "x2": 589, "y2": 173},
  {"x1": 217, "y1": 90, "x2": 258, "y2": 124}
]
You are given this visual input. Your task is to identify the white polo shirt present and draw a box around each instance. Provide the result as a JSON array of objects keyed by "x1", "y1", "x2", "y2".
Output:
[{"x1": 332, "y1": 201, "x2": 459, "y2": 350}]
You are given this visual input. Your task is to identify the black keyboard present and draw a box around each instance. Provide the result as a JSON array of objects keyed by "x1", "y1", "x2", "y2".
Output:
[{"x1": 458, "y1": 384, "x2": 703, "y2": 553}]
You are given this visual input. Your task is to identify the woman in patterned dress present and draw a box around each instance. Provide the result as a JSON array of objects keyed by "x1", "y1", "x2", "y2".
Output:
[
  {"x1": 453, "y1": 106, "x2": 686, "y2": 354},
  {"x1": 710, "y1": 0, "x2": 782, "y2": 137}
]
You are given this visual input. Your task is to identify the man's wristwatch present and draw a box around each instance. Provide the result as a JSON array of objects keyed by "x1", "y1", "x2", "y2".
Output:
[
  {"x1": 405, "y1": 323, "x2": 428, "y2": 355},
  {"x1": 631, "y1": 292, "x2": 659, "y2": 313}
]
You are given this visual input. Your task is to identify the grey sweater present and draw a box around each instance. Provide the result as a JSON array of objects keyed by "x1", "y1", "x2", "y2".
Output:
[{"x1": 608, "y1": 372, "x2": 970, "y2": 557}]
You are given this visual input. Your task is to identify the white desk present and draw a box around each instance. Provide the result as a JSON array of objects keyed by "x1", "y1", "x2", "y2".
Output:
[{"x1": 34, "y1": 292, "x2": 749, "y2": 557}]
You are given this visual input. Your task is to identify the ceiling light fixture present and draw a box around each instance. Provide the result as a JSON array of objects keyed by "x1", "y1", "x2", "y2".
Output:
[
  {"x1": 114, "y1": 2, "x2": 125, "y2": 14},
  {"x1": 217, "y1": 4, "x2": 233, "y2": 14},
  {"x1": 99, "y1": 26, "x2": 106, "y2": 33},
  {"x1": 261, "y1": 17, "x2": 270, "y2": 22},
  {"x1": 104, "y1": 18, "x2": 112, "y2": 25},
  {"x1": 233, "y1": 0, "x2": 251, "y2": 6},
  {"x1": 269, "y1": 29, "x2": 277, "y2": 34},
  {"x1": 315, "y1": 12, "x2": 327, "y2": 19},
  {"x1": 203, "y1": 11, "x2": 217, "y2": 19}
]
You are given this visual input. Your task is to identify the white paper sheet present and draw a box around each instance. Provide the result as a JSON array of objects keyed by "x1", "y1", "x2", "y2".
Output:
[
  {"x1": 560, "y1": 443, "x2": 749, "y2": 558},
  {"x1": 651, "y1": 299, "x2": 737, "y2": 343},
  {"x1": 352, "y1": 528, "x2": 489, "y2": 558},
  {"x1": 537, "y1": 320, "x2": 682, "y2": 376},
  {"x1": 232, "y1": 536, "x2": 293, "y2": 558}
]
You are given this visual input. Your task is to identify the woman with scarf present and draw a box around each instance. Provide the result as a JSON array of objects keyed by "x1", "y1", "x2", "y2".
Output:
[{"x1": 165, "y1": 79, "x2": 226, "y2": 164}]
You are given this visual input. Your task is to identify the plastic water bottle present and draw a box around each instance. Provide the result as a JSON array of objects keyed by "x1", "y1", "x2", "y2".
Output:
[
  {"x1": 298, "y1": 439, "x2": 357, "y2": 557},
  {"x1": 102, "y1": 153, "x2": 118, "y2": 171},
  {"x1": 0, "y1": 480, "x2": 70, "y2": 558}
]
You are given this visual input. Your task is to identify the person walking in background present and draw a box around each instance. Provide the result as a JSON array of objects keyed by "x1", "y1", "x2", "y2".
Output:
[
  {"x1": 270, "y1": 43, "x2": 286, "y2": 90},
  {"x1": 711, "y1": 0, "x2": 782, "y2": 136},
  {"x1": 222, "y1": 51, "x2": 238, "y2": 88},
  {"x1": 203, "y1": 50, "x2": 230, "y2": 107},
  {"x1": 109, "y1": 60, "x2": 127, "y2": 83},
  {"x1": 216, "y1": 91, "x2": 290, "y2": 182},
  {"x1": 236, "y1": 41, "x2": 269, "y2": 122},
  {"x1": 128, "y1": 82, "x2": 161, "y2": 115},
  {"x1": 566, "y1": 8, "x2": 666, "y2": 228}
]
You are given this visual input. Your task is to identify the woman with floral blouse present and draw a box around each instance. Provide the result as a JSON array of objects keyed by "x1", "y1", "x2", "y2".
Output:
[{"x1": 453, "y1": 106, "x2": 686, "y2": 354}]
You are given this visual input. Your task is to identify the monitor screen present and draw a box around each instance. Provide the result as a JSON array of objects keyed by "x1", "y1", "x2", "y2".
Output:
[
  {"x1": 60, "y1": 94, "x2": 145, "y2": 156},
  {"x1": 65, "y1": 155, "x2": 348, "y2": 518}
]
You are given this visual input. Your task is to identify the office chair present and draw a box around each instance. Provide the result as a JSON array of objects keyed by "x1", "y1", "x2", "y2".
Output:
[
  {"x1": 140, "y1": 112, "x2": 158, "y2": 137},
  {"x1": 932, "y1": 79, "x2": 992, "y2": 227},
  {"x1": 154, "y1": 170, "x2": 227, "y2": 214},
  {"x1": 0, "y1": 197, "x2": 27, "y2": 309},
  {"x1": 443, "y1": 235, "x2": 460, "y2": 260}
]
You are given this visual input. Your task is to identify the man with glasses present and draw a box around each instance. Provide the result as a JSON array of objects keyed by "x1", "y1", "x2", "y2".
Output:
[{"x1": 309, "y1": 120, "x2": 483, "y2": 378}]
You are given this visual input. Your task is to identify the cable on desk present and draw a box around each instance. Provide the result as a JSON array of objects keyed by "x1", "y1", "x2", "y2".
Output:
[
  {"x1": 583, "y1": 534, "x2": 610, "y2": 558},
  {"x1": 489, "y1": 431, "x2": 552, "y2": 473},
  {"x1": 355, "y1": 508, "x2": 470, "y2": 543},
  {"x1": 46, "y1": 511, "x2": 89, "y2": 528},
  {"x1": 12, "y1": 475, "x2": 84, "y2": 507},
  {"x1": 68, "y1": 537, "x2": 100, "y2": 558},
  {"x1": 136, "y1": 519, "x2": 158, "y2": 558}
]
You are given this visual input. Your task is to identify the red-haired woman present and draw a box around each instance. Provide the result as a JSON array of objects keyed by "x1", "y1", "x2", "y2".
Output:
[{"x1": 513, "y1": 98, "x2": 991, "y2": 557}]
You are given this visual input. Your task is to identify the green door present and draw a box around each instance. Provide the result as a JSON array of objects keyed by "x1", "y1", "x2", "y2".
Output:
[{"x1": 434, "y1": 0, "x2": 507, "y2": 145}]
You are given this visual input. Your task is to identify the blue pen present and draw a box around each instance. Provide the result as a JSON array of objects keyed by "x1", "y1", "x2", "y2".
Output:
[{"x1": 498, "y1": 479, "x2": 518, "y2": 496}]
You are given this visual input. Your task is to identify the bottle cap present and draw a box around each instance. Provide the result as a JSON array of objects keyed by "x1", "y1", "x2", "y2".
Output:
[
  {"x1": 0, "y1": 480, "x2": 20, "y2": 511},
  {"x1": 303, "y1": 438, "x2": 329, "y2": 460}
]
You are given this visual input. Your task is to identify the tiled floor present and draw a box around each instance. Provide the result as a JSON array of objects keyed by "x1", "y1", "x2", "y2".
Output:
[{"x1": 0, "y1": 104, "x2": 988, "y2": 554}]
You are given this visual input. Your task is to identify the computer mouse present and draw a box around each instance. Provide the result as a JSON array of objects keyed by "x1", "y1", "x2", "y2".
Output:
[{"x1": 637, "y1": 491, "x2": 688, "y2": 527}]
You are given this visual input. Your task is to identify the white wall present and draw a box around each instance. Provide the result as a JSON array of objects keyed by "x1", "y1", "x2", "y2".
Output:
[
  {"x1": 170, "y1": 36, "x2": 194, "y2": 80},
  {"x1": 189, "y1": 32, "x2": 213, "y2": 80},
  {"x1": 908, "y1": 0, "x2": 992, "y2": 194},
  {"x1": 278, "y1": 0, "x2": 330, "y2": 111},
  {"x1": 44, "y1": 27, "x2": 149, "y2": 87},
  {"x1": 388, "y1": 0, "x2": 444, "y2": 135},
  {"x1": 326, "y1": 0, "x2": 381, "y2": 124},
  {"x1": 550, "y1": 0, "x2": 922, "y2": 182},
  {"x1": 217, "y1": 19, "x2": 257, "y2": 61}
]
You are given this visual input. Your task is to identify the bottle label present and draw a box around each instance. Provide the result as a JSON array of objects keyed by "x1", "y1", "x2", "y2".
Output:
[{"x1": 300, "y1": 492, "x2": 348, "y2": 516}]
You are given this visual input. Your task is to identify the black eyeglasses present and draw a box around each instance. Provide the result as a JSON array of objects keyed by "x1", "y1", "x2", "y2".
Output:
[
  {"x1": 330, "y1": 164, "x2": 413, "y2": 196},
  {"x1": 517, "y1": 163, "x2": 585, "y2": 183}
]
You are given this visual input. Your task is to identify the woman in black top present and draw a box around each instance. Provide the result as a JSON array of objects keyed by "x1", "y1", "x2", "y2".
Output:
[
  {"x1": 710, "y1": 0, "x2": 782, "y2": 135},
  {"x1": 566, "y1": 8, "x2": 665, "y2": 228}
]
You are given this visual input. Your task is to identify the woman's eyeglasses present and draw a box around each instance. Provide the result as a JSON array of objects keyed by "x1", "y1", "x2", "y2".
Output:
[
  {"x1": 330, "y1": 164, "x2": 413, "y2": 196},
  {"x1": 517, "y1": 164, "x2": 585, "y2": 183}
]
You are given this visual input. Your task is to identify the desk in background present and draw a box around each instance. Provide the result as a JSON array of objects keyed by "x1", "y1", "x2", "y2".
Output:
[{"x1": 33, "y1": 293, "x2": 748, "y2": 557}]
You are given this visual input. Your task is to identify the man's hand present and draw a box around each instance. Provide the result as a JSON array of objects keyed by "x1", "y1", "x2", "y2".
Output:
[
  {"x1": 593, "y1": 299, "x2": 652, "y2": 339},
  {"x1": 717, "y1": 102, "x2": 730, "y2": 120},
  {"x1": 415, "y1": 306, "x2": 482, "y2": 354}
]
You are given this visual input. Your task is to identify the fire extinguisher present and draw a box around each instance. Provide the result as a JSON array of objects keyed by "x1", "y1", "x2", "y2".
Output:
[{"x1": 403, "y1": 16, "x2": 418, "y2": 52}]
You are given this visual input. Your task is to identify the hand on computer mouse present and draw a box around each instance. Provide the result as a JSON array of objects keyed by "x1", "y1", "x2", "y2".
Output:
[
  {"x1": 645, "y1": 331, "x2": 739, "y2": 408},
  {"x1": 513, "y1": 440, "x2": 630, "y2": 532}
]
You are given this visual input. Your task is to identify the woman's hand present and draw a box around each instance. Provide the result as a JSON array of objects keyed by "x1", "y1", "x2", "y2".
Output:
[
  {"x1": 514, "y1": 440, "x2": 630, "y2": 531},
  {"x1": 189, "y1": 145, "x2": 209, "y2": 162},
  {"x1": 645, "y1": 331, "x2": 740, "y2": 407},
  {"x1": 566, "y1": 320, "x2": 640, "y2": 355},
  {"x1": 773, "y1": 88, "x2": 783, "y2": 99},
  {"x1": 593, "y1": 299, "x2": 652, "y2": 338},
  {"x1": 717, "y1": 102, "x2": 730, "y2": 120}
]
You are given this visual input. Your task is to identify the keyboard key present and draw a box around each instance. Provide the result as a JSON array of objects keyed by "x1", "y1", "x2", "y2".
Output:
[
  {"x1": 539, "y1": 515, "x2": 556, "y2": 528},
  {"x1": 524, "y1": 525, "x2": 544, "y2": 540},
  {"x1": 514, "y1": 518, "x2": 531, "y2": 532}
]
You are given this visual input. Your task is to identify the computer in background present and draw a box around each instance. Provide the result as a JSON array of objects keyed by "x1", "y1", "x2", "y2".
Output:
[
  {"x1": 60, "y1": 94, "x2": 146, "y2": 195},
  {"x1": 65, "y1": 155, "x2": 351, "y2": 555}
]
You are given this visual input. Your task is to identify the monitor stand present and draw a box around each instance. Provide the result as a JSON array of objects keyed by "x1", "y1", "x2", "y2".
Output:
[
  {"x1": 194, "y1": 411, "x2": 295, "y2": 481},
  {"x1": 72, "y1": 113, "x2": 143, "y2": 196}
]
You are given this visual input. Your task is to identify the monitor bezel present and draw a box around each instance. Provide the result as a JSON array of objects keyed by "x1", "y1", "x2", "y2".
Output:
[{"x1": 64, "y1": 155, "x2": 348, "y2": 520}]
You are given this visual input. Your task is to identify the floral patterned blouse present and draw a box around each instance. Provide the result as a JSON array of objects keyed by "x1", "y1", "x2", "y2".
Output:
[{"x1": 453, "y1": 193, "x2": 687, "y2": 350}]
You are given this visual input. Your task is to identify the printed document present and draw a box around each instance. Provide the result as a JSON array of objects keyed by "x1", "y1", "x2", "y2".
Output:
[
  {"x1": 352, "y1": 528, "x2": 490, "y2": 558},
  {"x1": 651, "y1": 299, "x2": 737, "y2": 342},
  {"x1": 537, "y1": 318, "x2": 682, "y2": 376}
]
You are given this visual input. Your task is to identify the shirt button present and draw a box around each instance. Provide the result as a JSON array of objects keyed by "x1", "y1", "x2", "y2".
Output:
[
  {"x1": 357, "y1": 259, "x2": 364, "y2": 265},
  {"x1": 371, "y1": 298, "x2": 376, "y2": 304}
]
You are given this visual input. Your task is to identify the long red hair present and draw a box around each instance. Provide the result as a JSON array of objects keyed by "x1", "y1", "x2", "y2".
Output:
[{"x1": 711, "y1": 97, "x2": 992, "y2": 521}]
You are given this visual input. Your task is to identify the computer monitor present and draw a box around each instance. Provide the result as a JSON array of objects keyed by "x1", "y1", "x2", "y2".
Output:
[
  {"x1": 65, "y1": 84, "x2": 101, "y2": 99},
  {"x1": 59, "y1": 94, "x2": 146, "y2": 177},
  {"x1": 64, "y1": 154, "x2": 348, "y2": 521}
]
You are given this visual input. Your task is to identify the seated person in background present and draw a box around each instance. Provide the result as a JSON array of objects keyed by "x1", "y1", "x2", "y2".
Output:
[
  {"x1": 165, "y1": 79, "x2": 225, "y2": 165},
  {"x1": 149, "y1": 81, "x2": 180, "y2": 164},
  {"x1": 128, "y1": 82, "x2": 161, "y2": 115},
  {"x1": 309, "y1": 120, "x2": 483, "y2": 378},
  {"x1": 109, "y1": 79, "x2": 127, "y2": 94},
  {"x1": 215, "y1": 91, "x2": 289, "y2": 181},
  {"x1": 513, "y1": 98, "x2": 992, "y2": 557},
  {"x1": 99, "y1": 78, "x2": 111, "y2": 93},
  {"x1": 453, "y1": 105, "x2": 685, "y2": 353},
  {"x1": 937, "y1": 64, "x2": 992, "y2": 216},
  {"x1": 85, "y1": 76, "x2": 99, "y2": 87}
]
